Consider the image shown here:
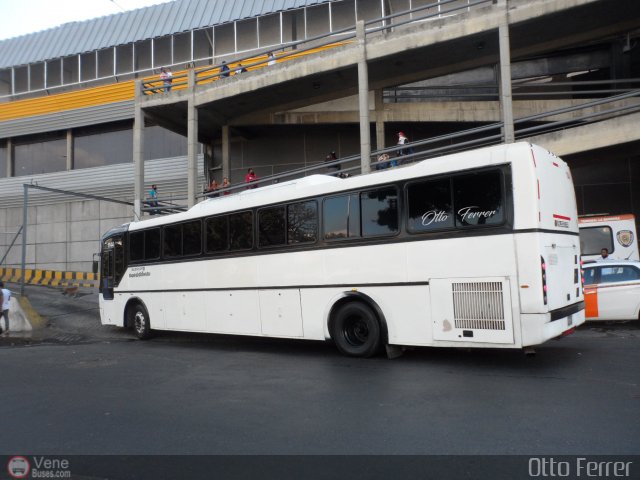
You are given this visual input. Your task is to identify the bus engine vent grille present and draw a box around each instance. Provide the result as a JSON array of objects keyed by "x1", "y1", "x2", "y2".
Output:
[{"x1": 451, "y1": 281, "x2": 506, "y2": 330}]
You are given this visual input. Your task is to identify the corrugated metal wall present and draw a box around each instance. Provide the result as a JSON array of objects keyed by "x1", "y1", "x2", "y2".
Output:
[
  {"x1": 0, "y1": 0, "x2": 332, "y2": 69},
  {"x1": 0, "y1": 101, "x2": 134, "y2": 138},
  {"x1": 0, "y1": 155, "x2": 204, "y2": 208}
]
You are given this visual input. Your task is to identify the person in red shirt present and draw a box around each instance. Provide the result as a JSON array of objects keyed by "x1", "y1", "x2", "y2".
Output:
[{"x1": 245, "y1": 168, "x2": 258, "y2": 189}]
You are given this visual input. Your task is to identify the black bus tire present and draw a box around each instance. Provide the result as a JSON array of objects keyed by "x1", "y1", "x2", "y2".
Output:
[
  {"x1": 132, "y1": 304, "x2": 152, "y2": 340},
  {"x1": 331, "y1": 302, "x2": 382, "y2": 358}
]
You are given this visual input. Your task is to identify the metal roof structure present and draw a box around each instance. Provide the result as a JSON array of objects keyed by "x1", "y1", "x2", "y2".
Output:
[{"x1": 0, "y1": 0, "x2": 333, "y2": 69}]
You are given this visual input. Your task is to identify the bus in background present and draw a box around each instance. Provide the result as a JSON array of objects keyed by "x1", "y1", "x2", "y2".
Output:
[
  {"x1": 99, "y1": 142, "x2": 583, "y2": 357},
  {"x1": 578, "y1": 214, "x2": 639, "y2": 261}
]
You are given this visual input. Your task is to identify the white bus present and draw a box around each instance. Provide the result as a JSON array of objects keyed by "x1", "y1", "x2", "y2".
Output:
[{"x1": 99, "y1": 142, "x2": 584, "y2": 357}]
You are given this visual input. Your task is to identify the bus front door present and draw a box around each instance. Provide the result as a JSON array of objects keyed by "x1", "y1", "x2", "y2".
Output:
[{"x1": 101, "y1": 249, "x2": 114, "y2": 300}]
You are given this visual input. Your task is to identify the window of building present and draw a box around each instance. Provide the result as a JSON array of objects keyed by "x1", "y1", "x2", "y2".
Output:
[
  {"x1": 453, "y1": 170, "x2": 503, "y2": 227},
  {"x1": 288, "y1": 201, "x2": 318, "y2": 244},
  {"x1": 306, "y1": 4, "x2": 330, "y2": 38},
  {"x1": 80, "y1": 52, "x2": 97, "y2": 82},
  {"x1": 0, "y1": 69, "x2": 11, "y2": 95},
  {"x1": 407, "y1": 178, "x2": 453, "y2": 232},
  {"x1": 13, "y1": 66, "x2": 28, "y2": 93},
  {"x1": 259, "y1": 13, "x2": 280, "y2": 47},
  {"x1": 97, "y1": 48, "x2": 114, "y2": 78},
  {"x1": 282, "y1": 11, "x2": 304, "y2": 43},
  {"x1": 116, "y1": 44, "x2": 133, "y2": 74},
  {"x1": 0, "y1": 144, "x2": 7, "y2": 178},
  {"x1": 14, "y1": 134, "x2": 66, "y2": 176},
  {"x1": 154, "y1": 36, "x2": 172, "y2": 68},
  {"x1": 259, "y1": 206, "x2": 286, "y2": 247},
  {"x1": 323, "y1": 194, "x2": 361, "y2": 240},
  {"x1": 360, "y1": 187, "x2": 399, "y2": 236},
  {"x1": 75, "y1": 124, "x2": 133, "y2": 169},
  {"x1": 62, "y1": 55, "x2": 79, "y2": 84},
  {"x1": 30, "y1": 63, "x2": 45, "y2": 90},
  {"x1": 193, "y1": 28, "x2": 213, "y2": 61},
  {"x1": 237, "y1": 19, "x2": 258, "y2": 52},
  {"x1": 174, "y1": 32, "x2": 191, "y2": 64},
  {"x1": 46, "y1": 59, "x2": 62, "y2": 87},
  {"x1": 357, "y1": 0, "x2": 383, "y2": 23},
  {"x1": 331, "y1": 0, "x2": 356, "y2": 31},
  {"x1": 214, "y1": 23, "x2": 235, "y2": 56},
  {"x1": 134, "y1": 39, "x2": 152, "y2": 72},
  {"x1": 144, "y1": 125, "x2": 187, "y2": 160}
]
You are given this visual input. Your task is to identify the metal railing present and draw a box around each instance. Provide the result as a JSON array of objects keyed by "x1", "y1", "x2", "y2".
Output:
[{"x1": 141, "y1": 0, "x2": 493, "y2": 95}]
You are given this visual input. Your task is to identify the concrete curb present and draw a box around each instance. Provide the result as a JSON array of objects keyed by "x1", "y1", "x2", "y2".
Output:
[{"x1": 11, "y1": 296, "x2": 45, "y2": 332}]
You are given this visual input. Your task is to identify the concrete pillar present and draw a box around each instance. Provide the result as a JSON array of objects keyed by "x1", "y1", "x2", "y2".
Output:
[
  {"x1": 6, "y1": 139, "x2": 13, "y2": 177},
  {"x1": 222, "y1": 125, "x2": 230, "y2": 181},
  {"x1": 66, "y1": 129, "x2": 74, "y2": 171},
  {"x1": 187, "y1": 70, "x2": 198, "y2": 208},
  {"x1": 356, "y1": 20, "x2": 371, "y2": 174},
  {"x1": 374, "y1": 89, "x2": 385, "y2": 151},
  {"x1": 133, "y1": 80, "x2": 145, "y2": 220},
  {"x1": 498, "y1": 0, "x2": 515, "y2": 144}
]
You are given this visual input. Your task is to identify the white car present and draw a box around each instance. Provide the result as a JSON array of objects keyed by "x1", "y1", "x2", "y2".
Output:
[{"x1": 583, "y1": 260, "x2": 640, "y2": 321}]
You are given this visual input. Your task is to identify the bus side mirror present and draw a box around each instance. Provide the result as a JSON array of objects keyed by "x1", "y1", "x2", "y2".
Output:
[{"x1": 92, "y1": 252, "x2": 100, "y2": 274}]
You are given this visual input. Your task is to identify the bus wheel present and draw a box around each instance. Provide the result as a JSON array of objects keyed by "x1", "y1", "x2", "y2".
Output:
[
  {"x1": 332, "y1": 302, "x2": 381, "y2": 357},
  {"x1": 132, "y1": 304, "x2": 152, "y2": 340}
]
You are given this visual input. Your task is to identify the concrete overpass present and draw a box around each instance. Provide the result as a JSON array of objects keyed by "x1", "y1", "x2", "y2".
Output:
[{"x1": 135, "y1": 0, "x2": 640, "y2": 215}]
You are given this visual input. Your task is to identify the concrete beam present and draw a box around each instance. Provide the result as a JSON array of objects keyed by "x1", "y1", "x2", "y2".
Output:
[{"x1": 525, "y1": 111, "x2": 640, "y2": 156}]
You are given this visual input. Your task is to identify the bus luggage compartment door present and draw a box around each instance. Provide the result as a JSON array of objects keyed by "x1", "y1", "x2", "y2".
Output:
[{"x1": 430, "y1": 277, "x2": 514, "y2": 344}]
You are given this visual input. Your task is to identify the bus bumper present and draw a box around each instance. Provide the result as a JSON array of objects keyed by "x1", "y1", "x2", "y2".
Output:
[{"x1": 521, "y1": 304, "x2": 585, "y2": 347}]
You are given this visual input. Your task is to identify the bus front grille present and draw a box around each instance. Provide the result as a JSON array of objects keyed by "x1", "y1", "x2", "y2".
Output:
[{"x1": 452, "y1": 281, "x2": 506, "y2": 330}]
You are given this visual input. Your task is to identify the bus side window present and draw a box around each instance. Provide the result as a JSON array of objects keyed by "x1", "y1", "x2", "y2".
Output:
[
  {"x1": 323, "y1": 194, "x2": 361, "y2": 240},
  {"x1": 360, "y1": 187, "x2": 398, "y2": 237},
  {"x1": 407, "y1": 178, "x2": 453, "y2": 233},
  {"x1": 288, "y1": 201, "x2": 317, "y2": 244},
  {"x1": 453, "y1": 170, "x2": 504, "y2": 228},
  {"x1": 229, "y1": 211, "x2": 253, "y2": 250},
  {"x1": 259, "y1": 206, "x2": 286, "y2": 247}
]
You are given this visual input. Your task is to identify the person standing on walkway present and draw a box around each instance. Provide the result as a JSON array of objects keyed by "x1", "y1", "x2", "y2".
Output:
[{"x1": 0, "y1": 280, "x2": 10, "y2": 334}]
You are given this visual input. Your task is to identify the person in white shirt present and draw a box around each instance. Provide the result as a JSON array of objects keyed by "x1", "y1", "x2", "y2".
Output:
[
  {"x1": 0, "y1": 280, "x2": 10, "y2": 334},
  {"x1": 597, "y1": 248, "x2": 611, "y2": 261}
]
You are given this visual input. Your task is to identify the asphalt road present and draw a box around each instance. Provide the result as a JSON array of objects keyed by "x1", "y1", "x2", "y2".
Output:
[{"x1": 0, "y1": 285, "x2": 639, "y2": 472}]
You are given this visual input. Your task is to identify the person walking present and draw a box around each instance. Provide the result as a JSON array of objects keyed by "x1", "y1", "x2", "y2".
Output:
[
  {"x1": 0, "y1": 280, "x2": 10, "y2": 335},
  {"x1": 160, "y1": 67, "x2": 172, "y2": 92},
  {"x1": 245, "y1": 168, "x2": 258, "y2": 189},
  {"x1": 149, "y1": 184, "x2": 159, "y2": 215}
]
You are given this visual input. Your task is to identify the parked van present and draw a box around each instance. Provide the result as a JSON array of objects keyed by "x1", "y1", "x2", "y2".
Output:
[{"x1": 579, "y1": 214, "x2": 639, "y2": 261}]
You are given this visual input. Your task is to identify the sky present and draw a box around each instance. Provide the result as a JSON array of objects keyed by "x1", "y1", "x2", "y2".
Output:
[{"x1": 0, "y1": 0, "x2": 174, "y2": 41}]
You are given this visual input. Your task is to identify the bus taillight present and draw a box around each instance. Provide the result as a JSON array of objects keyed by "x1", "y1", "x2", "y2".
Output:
[{"x1": 541, "y1": 256, "x2": 548, "y2": 305}]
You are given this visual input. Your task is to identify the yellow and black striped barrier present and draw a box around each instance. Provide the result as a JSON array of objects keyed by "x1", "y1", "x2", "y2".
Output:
[{"x1": 0, "y1": 267, "x2": 99, "y2": 289}]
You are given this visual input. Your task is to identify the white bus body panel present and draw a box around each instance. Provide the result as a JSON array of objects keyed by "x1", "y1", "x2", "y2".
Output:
[{"x1": 100, "y1": 142, "x2": 583, "y2": 351}]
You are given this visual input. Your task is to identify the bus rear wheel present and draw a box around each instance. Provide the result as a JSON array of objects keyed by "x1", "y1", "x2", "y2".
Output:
[
  {"x1": 132, "y1": 304, "x2": 152, "y2": 340},
  {"x1": 332, "y1": 302, "x2": 382, "y2": 357}
]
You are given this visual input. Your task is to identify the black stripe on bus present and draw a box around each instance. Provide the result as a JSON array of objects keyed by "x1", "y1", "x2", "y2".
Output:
[
  {"x1": 549, "y1": 301, "x2": 584, "y2": 322},
  {"x1": 116, "y1": 281, "x2": 431, "y2": 295}
]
